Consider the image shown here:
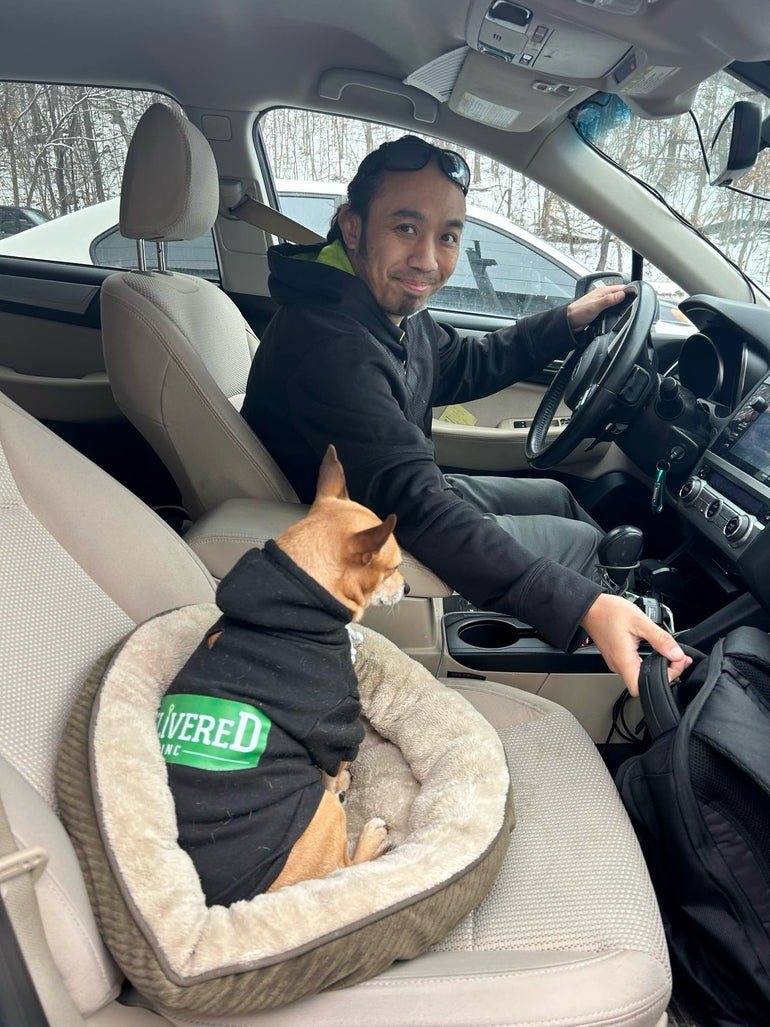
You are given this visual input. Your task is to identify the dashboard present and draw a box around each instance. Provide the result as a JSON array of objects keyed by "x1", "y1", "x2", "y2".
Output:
[{"x1": 671, "y1": 295, "x2": 770, "y2": 610}]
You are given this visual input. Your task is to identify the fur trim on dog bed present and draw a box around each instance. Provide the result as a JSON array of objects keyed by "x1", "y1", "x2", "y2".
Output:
[{"x1": 56, "y1": 606, "x2": 513, "y2": 1014}]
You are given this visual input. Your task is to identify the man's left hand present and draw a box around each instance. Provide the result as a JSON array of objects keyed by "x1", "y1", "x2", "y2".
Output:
[{"x1": 567, "y1": 284, "x2": 632, "y2": 332}]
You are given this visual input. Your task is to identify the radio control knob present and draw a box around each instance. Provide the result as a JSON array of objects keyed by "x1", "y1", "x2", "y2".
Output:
[
  {"x1": 679, "y1": 478, "x2": 702, "y2": 504},
  {"x1": 724, "y1": 514, "x2": 751, "y2": 545}
]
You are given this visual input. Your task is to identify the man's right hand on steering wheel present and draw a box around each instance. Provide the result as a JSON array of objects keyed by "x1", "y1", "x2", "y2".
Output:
[{"x1": 566, "y1": 283, "x2": 633, "y2": 332}]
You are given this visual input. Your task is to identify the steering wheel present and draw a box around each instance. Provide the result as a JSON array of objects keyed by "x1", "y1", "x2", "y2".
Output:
[{"x1": 526, "y1": 281, "x2": 659, "y2": 470}]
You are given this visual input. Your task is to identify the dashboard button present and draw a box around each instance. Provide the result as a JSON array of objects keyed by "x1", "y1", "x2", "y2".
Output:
[
  {"x1": 705, "y1": 499, "x2": 721, "y2": 520},
  {"x1": 724, "y1": 514, "x2": 751, "y2": 545},
  {"x1": 679, "y1": 477, "x2": 701, "y2": 504}
]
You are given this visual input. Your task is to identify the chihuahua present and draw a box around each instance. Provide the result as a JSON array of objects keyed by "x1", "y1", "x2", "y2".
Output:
[{"x1": 158, "y1": 445, "x2": 405, "y2": 904}]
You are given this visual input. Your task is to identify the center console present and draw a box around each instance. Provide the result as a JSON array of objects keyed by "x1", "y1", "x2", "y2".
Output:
[{"x1": 678, "y1": 374, "x2": 770, "y2": 609}]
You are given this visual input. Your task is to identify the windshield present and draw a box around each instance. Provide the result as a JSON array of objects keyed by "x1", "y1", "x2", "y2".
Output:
[{"x1": 572, "y1": 70, "x2": 770, "y2": 290}]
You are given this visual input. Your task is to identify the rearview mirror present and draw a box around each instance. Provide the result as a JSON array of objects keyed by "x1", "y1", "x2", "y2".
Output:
[
  {"x1": 573, "y1": 270, "x2": 630, "y2": 300},
  {"x1": 709, "y1": 100, "x2": 763, "y2": 187}
]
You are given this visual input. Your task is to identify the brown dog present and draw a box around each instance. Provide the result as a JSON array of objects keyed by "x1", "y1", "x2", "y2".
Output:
[
  {"x1": 160, "y1": 445, "x2": 405, "y2": 903},
  {"x1": 266, "y1": 445, "x2": 405, "y2": 890}
]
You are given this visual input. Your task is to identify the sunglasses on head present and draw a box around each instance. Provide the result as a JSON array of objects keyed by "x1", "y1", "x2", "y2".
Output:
[{"x1": 364, "y1": 139, "x2": 470, "y2": 195}]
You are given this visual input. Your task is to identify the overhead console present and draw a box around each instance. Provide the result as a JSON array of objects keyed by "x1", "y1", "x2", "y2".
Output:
[
  {"x1": 467, "y1": 0, "x2": 635, "y2": 78},
  {"x1": 391, "y1": 0, "x2": 770, "y2": 136}
]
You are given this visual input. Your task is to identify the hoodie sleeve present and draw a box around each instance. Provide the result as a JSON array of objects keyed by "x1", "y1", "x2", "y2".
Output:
[{"x1": 281, "y1": 318, "x2": 600, "y2": 652}]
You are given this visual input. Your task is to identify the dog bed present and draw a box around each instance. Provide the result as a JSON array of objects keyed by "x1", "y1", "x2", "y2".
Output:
[{"x1": 56, "y1": 605, "x2": 514, "y2": 1015}]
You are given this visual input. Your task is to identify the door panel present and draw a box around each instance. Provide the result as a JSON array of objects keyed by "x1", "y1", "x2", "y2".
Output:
[
  {"x1": 430, "y1": 311, "x2": 613, "y2": 474},
  {"x1": 0, "y1": 259, "x2": 120, "y2": 422},
  {"x1": 430, "y1": 311, "x2": 689, "y2": 475}
]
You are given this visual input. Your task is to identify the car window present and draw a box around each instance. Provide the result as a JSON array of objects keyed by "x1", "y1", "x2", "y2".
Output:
[
  {"x1": 278, "y1": 191, "x2": 345, "y2": 239},
  {"x1": 91, "y1": 226, "x2": 219, "y2": 280},
  {"x1": 0, "y1": 82, "x2": 219, "y2": 282},
  {"x1": 260, "y1": 109, "x2": 690, "y2": 321},
  {"x1": 261, "y1": 110, "x2": 690, "y2": 323},
  {"x1": 434, "y1": 217, "x2": 576, "y2": 318}
]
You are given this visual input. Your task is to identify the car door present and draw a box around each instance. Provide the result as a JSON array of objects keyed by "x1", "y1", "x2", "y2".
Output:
[{"x1": 427, "y1": 213, "x2": 586, "y2": 474}]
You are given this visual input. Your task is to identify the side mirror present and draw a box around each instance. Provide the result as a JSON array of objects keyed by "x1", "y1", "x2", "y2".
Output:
[
  {"x1": 573, "y1": 270, "x2": 630, "y2": 300},
  {"x1": 709, "y1": 100, "x2": 763, "y2": 187}
]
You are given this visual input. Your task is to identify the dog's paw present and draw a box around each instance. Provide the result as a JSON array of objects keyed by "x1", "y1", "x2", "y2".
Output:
[{"x1": 361, "y1": 817, "x2": 390, "y2": 858}]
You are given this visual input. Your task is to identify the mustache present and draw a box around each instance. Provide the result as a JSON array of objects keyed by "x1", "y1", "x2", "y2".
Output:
[{"x1": 391, "y1": 272, "x2": 441, "y2": 286}]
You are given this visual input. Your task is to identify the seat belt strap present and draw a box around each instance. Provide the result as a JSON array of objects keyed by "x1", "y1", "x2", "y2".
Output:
[
  {"x1": 229, "y1": 196, "x2": 325, "y2": 245},
  {"x1": 0, "y1": 791, "x2": 84, "y2": 1027}
]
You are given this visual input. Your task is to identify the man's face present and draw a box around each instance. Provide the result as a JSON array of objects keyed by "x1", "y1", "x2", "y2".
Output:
[{"x1": 340, "y1": 159, "x2": 466, "y2": 323}]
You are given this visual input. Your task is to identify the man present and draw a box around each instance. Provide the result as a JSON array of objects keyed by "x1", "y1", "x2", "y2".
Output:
[{"x1": 242, "y1": 136, "x2": 689, "y2": 692}]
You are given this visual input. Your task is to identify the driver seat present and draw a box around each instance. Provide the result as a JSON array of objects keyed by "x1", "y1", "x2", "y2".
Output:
[{"x1": 100, "y1": 102, "x2": 298, "y2": 521}]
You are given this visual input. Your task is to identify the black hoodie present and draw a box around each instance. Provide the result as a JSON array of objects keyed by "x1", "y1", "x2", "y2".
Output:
[
  {"x1": 161, "y1": 541, "x2": 363, "y2": 905},
  {"x1": 241, "y1": 242, "x2": 601, "y2": 651}
]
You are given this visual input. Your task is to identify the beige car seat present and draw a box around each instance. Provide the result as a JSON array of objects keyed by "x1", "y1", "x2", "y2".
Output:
[
  {"x1": 0, "y1": 385, "x2": 671, "y2": 1026},
  {"x1": 100, "y1": 102, "x2": 297, "y2": 521}
]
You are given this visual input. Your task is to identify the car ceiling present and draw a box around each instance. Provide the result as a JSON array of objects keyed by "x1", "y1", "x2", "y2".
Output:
[
  {"x1": 2, "y1": 0, "x2": 770, "y2": 177},
  {"x1": 4, "y1": 1, "x2": 770, "y2": 106}
]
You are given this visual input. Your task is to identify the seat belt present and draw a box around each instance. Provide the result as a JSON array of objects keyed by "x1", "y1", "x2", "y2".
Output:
[
  {"x1": 0, "y1": 791, "x2": 84, "y2": 1027},
  {"x1": 228, "y1": 196, "x2": 325, "y2": 245}
]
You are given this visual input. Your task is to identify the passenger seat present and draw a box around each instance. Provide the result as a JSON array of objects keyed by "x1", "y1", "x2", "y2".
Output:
[{"x1": 0, "y1": 387, "x2": 672, "y2": 1027}]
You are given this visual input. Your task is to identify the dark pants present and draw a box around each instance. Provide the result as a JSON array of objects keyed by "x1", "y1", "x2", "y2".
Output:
[{"x1": 445, "y1": 473, "x2": 603, "y2": 583}]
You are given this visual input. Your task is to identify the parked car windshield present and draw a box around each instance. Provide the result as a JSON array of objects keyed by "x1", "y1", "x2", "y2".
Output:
[{"x1": 572, "y1": 69, "x2": 770, "y2": 293}]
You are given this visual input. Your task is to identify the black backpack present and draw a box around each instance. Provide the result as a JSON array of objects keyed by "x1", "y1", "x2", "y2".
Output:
[{"x1": 616, "y1": 626, "x2": 770, "y2": 1027}]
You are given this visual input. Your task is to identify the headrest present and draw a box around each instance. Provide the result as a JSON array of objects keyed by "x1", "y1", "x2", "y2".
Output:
[{"x1": 120, "y1": 103, "x2": 219, "y2": 242}]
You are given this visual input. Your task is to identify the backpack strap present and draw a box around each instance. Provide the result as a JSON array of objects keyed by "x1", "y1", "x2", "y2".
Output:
[{"x1": 638, "y1": 643, "x2": 705, "y2": 738}]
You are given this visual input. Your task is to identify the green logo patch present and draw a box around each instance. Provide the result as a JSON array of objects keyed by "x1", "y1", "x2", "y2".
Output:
[{"x1": 156, "y1": 694, "x2": 271, "y2": 771}]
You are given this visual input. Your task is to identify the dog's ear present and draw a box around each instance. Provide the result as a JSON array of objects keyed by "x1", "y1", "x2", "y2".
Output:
[
  {"x1": 350, "y1": 513, "x2": 397, "y2": 563},
  {"x1": 315, "y1": 444, "x2": 349, "y2": 501}
]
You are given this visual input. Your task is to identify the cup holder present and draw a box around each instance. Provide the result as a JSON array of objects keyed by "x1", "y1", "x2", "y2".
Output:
[{"x1": 456, "y1": 619, "x2": 521, "y2": 649}]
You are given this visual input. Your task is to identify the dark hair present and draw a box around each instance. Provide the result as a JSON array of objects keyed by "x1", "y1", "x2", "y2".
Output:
[{"x1": 327, "y1": 135, "x2": 469, "y2": 242}]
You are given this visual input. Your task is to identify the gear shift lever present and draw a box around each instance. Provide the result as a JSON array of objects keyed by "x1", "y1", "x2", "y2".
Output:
[{"x1": 597, "y1": 525, "x2": 644, "y2": 594}]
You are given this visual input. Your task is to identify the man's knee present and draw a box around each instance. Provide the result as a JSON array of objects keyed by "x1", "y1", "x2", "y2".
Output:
[{"x1": 535, "y1": 478, "x2": 580, "y2": 518}]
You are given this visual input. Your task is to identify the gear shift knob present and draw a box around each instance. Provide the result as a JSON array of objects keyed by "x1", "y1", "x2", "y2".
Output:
[{"x1": 598, "y1": 525, "x2": 644, "y2": 592}]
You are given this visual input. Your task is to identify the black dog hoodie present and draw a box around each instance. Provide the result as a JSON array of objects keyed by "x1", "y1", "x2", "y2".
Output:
[{"x1": 158, "y1": 541, "x2": 364, "y2": 905}]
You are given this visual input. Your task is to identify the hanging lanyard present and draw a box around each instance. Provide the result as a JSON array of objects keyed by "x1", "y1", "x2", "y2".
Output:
[{"x1": 651, "y1": 460, "x2": 669, "y2": 514}]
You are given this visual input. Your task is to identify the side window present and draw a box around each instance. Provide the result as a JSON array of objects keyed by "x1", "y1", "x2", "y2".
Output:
[
  {"x1": 0, "y1": 83, "x2": 219, "y2": 282},
  {"x1": 433, "y1": 218, "x2": 577, "y2": 318},
  {"x1": 259, "y1": 109, "x2": 637, "y2": 320},
  {"x1": 91, "y1": 227, "x2": 219, "y2": 280},
  {"x1": 277, "y1": 190, "x2": 346, "y2": 238}
]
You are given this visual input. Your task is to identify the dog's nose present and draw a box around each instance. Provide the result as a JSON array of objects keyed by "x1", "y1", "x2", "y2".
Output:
[{"x1": 403, "y1": 581, "x2": 410, "y2": 596}]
